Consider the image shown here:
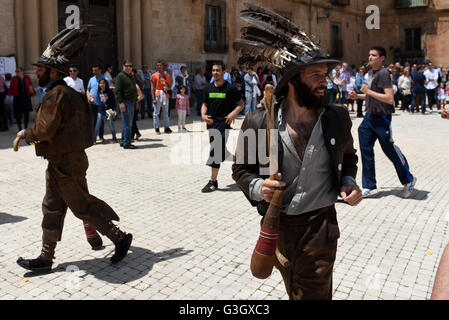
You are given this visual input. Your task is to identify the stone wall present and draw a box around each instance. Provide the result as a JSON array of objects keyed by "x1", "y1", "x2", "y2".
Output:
[
  {"x1": 149, "y1": 0, "x2": 369, "y2": 70},
  {"x1": 0, "y1": 0, "x2": 15, "y2": 57},
  {"x1": 1, "y1": 0, "x2": 447, "y2": 75}
]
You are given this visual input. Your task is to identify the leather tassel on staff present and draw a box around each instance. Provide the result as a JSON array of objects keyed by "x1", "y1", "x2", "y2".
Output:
[{"x1": 250, "y1": 85, "x2": 285, "y2": 279}]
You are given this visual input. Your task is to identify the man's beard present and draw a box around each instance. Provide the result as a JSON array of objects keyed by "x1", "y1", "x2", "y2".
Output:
[
  {"x1": 291, "y1": 77, "x2": 328, "y2": 110},
  {"x1": 38, "y1": 68, "x2": 52, "y2": 87}
]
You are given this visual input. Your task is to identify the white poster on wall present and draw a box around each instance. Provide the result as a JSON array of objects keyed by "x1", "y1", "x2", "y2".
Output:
[
  {"x1": 0, "y1": 57, "x2": 17, "y2": 76},
  {"x1": 168, "y1": 62, "x2": 186, "y2": 98}
]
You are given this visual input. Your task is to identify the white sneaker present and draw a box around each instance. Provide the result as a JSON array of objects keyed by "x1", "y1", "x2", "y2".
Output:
[
  {"x1": 362, "y1": 188, "x2": 379, "y2": 198},
  {"x1": 401, "y1": 177, "x2": 417, "y2": 198}
]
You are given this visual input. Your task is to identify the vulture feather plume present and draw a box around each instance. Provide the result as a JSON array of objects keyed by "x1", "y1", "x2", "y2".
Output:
[
  {"x1": 38, "y1": 26, "x2": 91, "y2": 69},
  {"x1": 234, "y1": 2, "x2": 320, "y2": 70}
]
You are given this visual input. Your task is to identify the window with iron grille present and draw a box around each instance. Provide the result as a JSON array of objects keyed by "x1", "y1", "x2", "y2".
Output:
[
  {"x1": 405, "y1": 28, "x2": 421, "y2": 52},
  {"x1": 205, "y1": 5, "x2": 228, "y2": 52},
  {"x1": 89, "y1": 0, "x2": 109, "y2": 7},
  {"x1": 330, "y1": 25, "x2": 343, "y2": 59},
  {"x1": 330, "y1": 0, "x2": 350, "y2": 6},
  {"x1": 395, "y1": 0, "x2": 428, "y2": 8}
]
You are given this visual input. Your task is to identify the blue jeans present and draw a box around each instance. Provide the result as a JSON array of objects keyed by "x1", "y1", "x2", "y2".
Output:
[
  {"x1": 245, "y1": 92, "x2": 257, "y2": 115},
  {"x1": 411, "y1": 91, "x2": 426, "y2": 113},
  {"x1": 91, "y1": 104, "x2": 104, "y2": 138},
  {"x1": 140, "y1": 89, "x2": 153, "y2": 118},
  {"x1": 358, "y1": 114, "x2": 414, "y2": 190},
  {"x1": 327, "y1": 88, "x2": 337, "y2": 104},
  {"x1": 194, "y1": 89, "x2": 205, "y2": 115},
  {"x1": 153, "y1": 94, "x2": 170, "y2": 129},
  {"x1": 120, "y1": 100, "x2": 135, "y2": 146},
  {"x1": 94, "y1": 113, "x2": 116, "y2": 141},
  {"x1": 337, "y1": 91, "x2": 347, "y2": 104},
  {"x1": 5, "y1": 102, "x2": 14, "y2": 123}
]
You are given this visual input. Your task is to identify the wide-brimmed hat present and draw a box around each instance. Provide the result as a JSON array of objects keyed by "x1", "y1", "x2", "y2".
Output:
[
  {"x1": 33, "y1": 26, "x2": 91, "y2": 75},
  {"x1": 234, "y1": 3, "x2": 340, "y2": 97}
]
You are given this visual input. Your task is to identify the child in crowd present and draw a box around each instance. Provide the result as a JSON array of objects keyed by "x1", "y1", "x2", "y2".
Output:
[
  {"x1": 94, "y1": 79, "x2": 117, "y2": 143},
  {"x1": 176, "y1": 85, "x2": 190, "y2": 133},
  {"x1": 438, "y1": 82, "x2": 447, "y2": 110}
]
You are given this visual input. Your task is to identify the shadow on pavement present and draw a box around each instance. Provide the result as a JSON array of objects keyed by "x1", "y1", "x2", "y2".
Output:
[
  {"x1": 219, "y1": 184, "x2": 241, "y2": 193},
  {"x1": 364, "y1": 188, "x2": 429, "y2": 200},
  {"x1": 132, "y1": 143, "x2": 167, "y2": 150},
  {"x1": 22, "y1": 246, "x2": 193, "y2": 283},
  {"x1": 0, "y1": 212, "x2": 28, "y2": 226}
]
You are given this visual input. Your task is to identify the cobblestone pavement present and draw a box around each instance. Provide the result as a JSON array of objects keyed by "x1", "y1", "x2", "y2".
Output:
[{"x1": 0, "y1": 109, "x2": 448, "y2": 300}]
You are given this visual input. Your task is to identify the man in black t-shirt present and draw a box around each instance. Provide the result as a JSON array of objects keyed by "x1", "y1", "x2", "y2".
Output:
[
  {"x1": 349, "y1": 46, "x2": 416, "y2": 199},
  {"x1": 201, "y1": 62, "x2": 244, "y2": 193}
]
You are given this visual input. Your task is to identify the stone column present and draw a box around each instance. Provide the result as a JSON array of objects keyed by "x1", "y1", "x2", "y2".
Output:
[
  {"x1": 130, "y1": 0, "x2": 142, "y2": 68},
  {"x1": 117, "y1": 0, "x2": 131, "y2": 66},
  {"x1": 141, "y1": 0, "x2": 152, "y2": 67},
  {"x1": 23, "y1": 0, "x2": 41, "y2": 72},
  {"x1": 39, "y1": 0, "x2": 59, "y2": 52},
  {"x1": 14, "y1": 0, "x2": 25, "y2": 69}
]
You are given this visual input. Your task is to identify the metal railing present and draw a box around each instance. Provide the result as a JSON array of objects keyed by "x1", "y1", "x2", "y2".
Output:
[
  {"x1": 204, "y1": 26, "x2": 228, "y2": 53},
  {"x1": 395, "y1": 0, "x2": 429, "y2": 8},
  {"x1": 330, "y1": 0, "x2": 350, "y2": 6},
  {"x1": 329, "y1": 39, "x2": 343, "y2": 59}
]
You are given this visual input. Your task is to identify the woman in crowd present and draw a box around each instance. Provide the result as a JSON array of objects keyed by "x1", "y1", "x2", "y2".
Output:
[
  {"x1": 131, "y1": 69, "x2": 144, "y2": 141},
  {"x1": 398, "y1": 68, "x2": 412, "y2": 113},
  {"x1": 8, "y1": 67, "x2": 35, "y2": 131},
  {"x1": 94, "y1": 79, "x2": 118, "y2": 144},
  {"x1": 332, "y1": 66, "x2": 342, "y2": 104},
  {"x1": 438, "y1": 82, "x2": 447, "y2": 110},
  {"x1": 346, "y1": 70, "x2": 356, "y2": 112},
  {"x1": 0, "y1": 74, "x2": 8, "y2": 131},
  {"x1": 354, "y1": 66, "x2": 366, "y2": 118},
  {"x1": 4, "y1": 74, "x2": 14, "y2": 125},
  {"x1": 263, "y1": 69, "x2": 278, "y2": 87},
  {"x1": 256, "y1": 66, "x2": 265, "y2": 97}
]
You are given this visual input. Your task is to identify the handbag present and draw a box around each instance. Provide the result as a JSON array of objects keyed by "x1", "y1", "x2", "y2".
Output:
[{"x1": 402, "y1": 89, "x2": 411, "y2": 96}]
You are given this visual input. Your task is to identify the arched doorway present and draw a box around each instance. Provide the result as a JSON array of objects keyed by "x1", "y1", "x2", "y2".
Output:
[{"x1": 57, "y1": 0, "x2": 118, "y2": 82}]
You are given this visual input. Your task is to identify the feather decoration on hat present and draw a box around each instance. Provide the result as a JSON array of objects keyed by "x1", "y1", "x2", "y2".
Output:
[
  {"x1": 38, "y1": 26, "x2": 91, "y2": 69},
  {"x1": 234, "y1": 2, "x2": 320, "y2": 69}
]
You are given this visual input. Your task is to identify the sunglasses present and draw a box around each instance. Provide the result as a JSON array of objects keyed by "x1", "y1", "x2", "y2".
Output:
[
  {"x1": 69, "y1": 70, "x2": 77, "y2": 73},
  {"x1": 125, "y1": 65, "x2": 133, "y2": 68}
]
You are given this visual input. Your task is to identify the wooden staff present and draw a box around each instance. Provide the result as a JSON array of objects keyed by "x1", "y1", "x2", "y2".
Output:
[
  {"x1": 250, "y1": 84, "x2": 285, "y2": 279},
  {"x1": 13, "y1": 136, "x2": 21, "y2": 152}
]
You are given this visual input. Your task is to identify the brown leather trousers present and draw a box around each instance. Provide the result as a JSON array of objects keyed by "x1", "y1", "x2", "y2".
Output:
[
  {"x1": 274, "y1": 205, "x2": 340, "y2": 300},
  {"x1": 41, "y1": 151, "x2": 123, "y2": 243}
]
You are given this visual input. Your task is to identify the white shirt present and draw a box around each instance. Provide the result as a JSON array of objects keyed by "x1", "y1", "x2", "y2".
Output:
[
  {"x1": 104, "y1": 72, "x2": 113, "y2": 82},
  {"x1": 398, "y1": 75, "x2": 412, "y2": 91},
  {"x1": 64, "y1": 76, "x2": 85, "y2": 93},
  {"x1": 346, "y1": 76, "x2": 356, "y2": 92},
  {"x1": 424, "y1": 69, "x2": 438, "y2": 90}
]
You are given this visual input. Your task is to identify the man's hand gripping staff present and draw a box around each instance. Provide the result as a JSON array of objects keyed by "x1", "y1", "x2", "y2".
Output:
[
  {"x1": 13, "y1": 130, "x2": 26, "y2": 152},
  {"x1": 250, "y1": 85, "x2": 286, "y2": 279}
]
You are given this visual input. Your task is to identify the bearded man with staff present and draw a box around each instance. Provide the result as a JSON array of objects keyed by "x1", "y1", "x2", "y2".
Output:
[{"x1": 232, "y1": 3, "x2": 362, "y2": 300}]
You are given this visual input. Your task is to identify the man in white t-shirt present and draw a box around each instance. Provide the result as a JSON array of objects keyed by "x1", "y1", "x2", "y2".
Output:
[
  {"x1": 424, "y1": 62, "x2": 439, "y2": 113},
  {"x1": 64, "y1": 65, "x2": 85, "y2": 94}
]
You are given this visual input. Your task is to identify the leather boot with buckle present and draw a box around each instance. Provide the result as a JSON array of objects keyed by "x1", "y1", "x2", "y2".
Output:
[{"x1": 17, "y1": 242, "x2": 56, "y2": 272}]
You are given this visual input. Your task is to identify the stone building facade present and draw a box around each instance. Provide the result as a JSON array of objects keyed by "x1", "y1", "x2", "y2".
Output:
[{"x1": 1, "y1": 0, "x2": 448, "y2": 77}]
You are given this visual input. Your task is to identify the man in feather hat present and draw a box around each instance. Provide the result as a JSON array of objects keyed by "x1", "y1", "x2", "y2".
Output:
[
  {"x1": 232, "y1": 3, "x2": 362, "y2": 299},
  {"x1": 14, "y1": 27, "x2": 133, "y2": 272}
]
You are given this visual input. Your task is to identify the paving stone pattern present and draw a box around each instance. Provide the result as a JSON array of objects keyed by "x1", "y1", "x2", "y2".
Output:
[{"x1": 0, "y1": 110, "x2": 448, "y2": 300}]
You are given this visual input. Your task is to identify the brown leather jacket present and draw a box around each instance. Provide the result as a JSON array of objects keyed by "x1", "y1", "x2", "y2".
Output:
[
  {"x1": 232, "y1": 102, "x2": 358, "y2": 216},
  {"x1": 25, "y1": 79, "x2": 94, "y2": 159}
]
